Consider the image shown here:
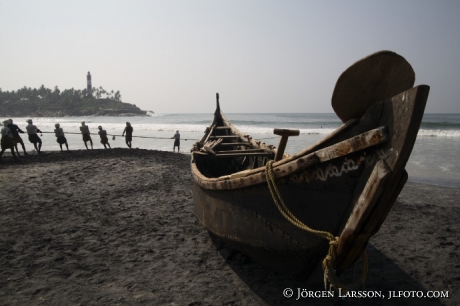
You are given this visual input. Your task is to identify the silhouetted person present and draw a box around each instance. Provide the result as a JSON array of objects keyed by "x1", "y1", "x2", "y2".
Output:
[
  {"x1": 54, "y1": 123, "x2": 69, "y2": 152},
  {"x1": 98, "y1": 126, "x2": 111, "y2": 149},
  {"x1": 172, "y1": 130, "x2": 180, "y2": 153},
  {"x1": 1, "y1": 120, "x2": 19, "y2": 161},
  {"x1": 122, "y1": 122, "x2": 133, "y2": 149},
  {"x1": 25, "y1": 119, "x2": 42, "y2": 153},
  {"x1": 7, "y1": 118, "x2": 28, "y2": 156},
  {"x1": 80, "y1": 121, "x2": 93, "y2": 150}
]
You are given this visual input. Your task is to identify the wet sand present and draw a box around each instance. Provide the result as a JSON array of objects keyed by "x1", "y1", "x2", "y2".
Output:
[{"x1": 0, "y1": 149, "x2": 458, "y2": 305}]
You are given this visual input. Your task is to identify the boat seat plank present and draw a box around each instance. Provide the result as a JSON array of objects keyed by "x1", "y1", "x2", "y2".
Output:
[
  {"x1": 214, "y1": 126, "x2": 232, "y2": 130},
  {"x1": 215, "y1": 142, "x2": 251, "y2": 147},
  {"x1": 212, "y1": 152, "x2": 274, "y2": 158},
  {"x1": 209, "y1": 135, "x2": 240, "y2": 139},
  {"x1": 215, "y1": 149, "x2": 265, "y2": 154}
]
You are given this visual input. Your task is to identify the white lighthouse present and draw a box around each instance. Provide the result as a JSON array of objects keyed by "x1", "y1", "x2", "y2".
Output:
[{"x1": 87, "y1": 71, "x2": 92, "y2": 97}]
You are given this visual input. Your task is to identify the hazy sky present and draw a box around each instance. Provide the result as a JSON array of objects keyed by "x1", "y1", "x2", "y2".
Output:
[{"x1": 1, "y1": 0, "x2": 459, "y2": 113}]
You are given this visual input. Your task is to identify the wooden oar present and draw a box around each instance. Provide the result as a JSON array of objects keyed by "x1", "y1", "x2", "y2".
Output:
[{"x1": 332, "y1": 50, "x2": 415, "y2": 123}]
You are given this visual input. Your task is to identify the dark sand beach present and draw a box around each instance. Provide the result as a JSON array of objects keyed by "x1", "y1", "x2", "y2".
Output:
[{"x1": 0, "y1": 149, "x2": 459, "y2": 305}]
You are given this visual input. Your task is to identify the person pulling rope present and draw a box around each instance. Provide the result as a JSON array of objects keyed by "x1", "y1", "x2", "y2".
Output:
[{"x1": 40, "y1": 131, "x2": 196, "y2": 141}]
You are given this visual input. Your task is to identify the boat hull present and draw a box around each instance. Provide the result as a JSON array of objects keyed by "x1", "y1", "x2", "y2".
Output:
[
  {"x1": 193, "y1": 148, "x2": 375, "y2": 277},
  {"x1": 191, "y1": 85, "x2": 429, "y2": 280}
]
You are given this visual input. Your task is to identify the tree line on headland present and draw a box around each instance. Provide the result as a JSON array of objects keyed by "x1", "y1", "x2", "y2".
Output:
[{"x1": 0, "y1": 85, "x2": 147, "y2": 117}]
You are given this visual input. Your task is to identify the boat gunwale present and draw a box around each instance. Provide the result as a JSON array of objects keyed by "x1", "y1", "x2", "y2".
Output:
[
  {"x1": 192, "y1": 86, "x2": 428, "y2": 191},
  {"x1": 192, "y1": 125, "x2": 389, "y2": 190}
]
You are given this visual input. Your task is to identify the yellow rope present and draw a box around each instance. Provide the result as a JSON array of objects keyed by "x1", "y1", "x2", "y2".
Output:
[{"x1": 264, "y1": 160, "x2": 369, "y2": 291}]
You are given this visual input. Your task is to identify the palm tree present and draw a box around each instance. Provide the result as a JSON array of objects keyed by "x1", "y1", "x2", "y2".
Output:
[
  {"x1": 95, "y1": 87, "x2": 102, "y2": 99},
  {"x1": 39, "y1": 84, "x2": 47, "y2": 99},
  {"x1": 114, "y1": 90, "x2": 122, "y2": 102}
]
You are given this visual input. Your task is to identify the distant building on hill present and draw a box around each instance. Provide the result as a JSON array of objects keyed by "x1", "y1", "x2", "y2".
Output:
[{"x1": 87, "y1": 71, "x2": 92, "y2": 97}]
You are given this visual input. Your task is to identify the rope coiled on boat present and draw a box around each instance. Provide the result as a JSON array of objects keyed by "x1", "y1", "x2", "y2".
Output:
[{"x1": 265, "y1": 160, "x2": 367, "y2": 292}]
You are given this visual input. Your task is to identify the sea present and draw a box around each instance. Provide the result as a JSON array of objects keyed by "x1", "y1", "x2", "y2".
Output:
[{"x1": 6, "y1": 113, "x2": 460, "y2": 188}]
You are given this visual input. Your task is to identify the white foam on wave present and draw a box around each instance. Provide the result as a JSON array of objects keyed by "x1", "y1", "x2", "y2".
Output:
[{"x1": 418, "y1": 129, "x2": 460, "y2": 137}]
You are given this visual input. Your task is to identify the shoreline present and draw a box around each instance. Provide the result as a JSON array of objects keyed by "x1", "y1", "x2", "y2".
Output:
[
  {"x1": 2, "y1": 148, "x2": 459, "y2": 189},
  {"x1": 0, "y1": 149, "x2": 458, "y2": 305}
]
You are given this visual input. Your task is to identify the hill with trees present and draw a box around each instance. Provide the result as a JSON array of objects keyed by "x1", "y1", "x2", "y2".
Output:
[{"x1": 0, "y1": 85, "x2": 148, "y2": 117}]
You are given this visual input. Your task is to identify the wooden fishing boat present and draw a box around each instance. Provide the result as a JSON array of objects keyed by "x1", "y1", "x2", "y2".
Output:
[{"x1": 191, "y1": 51, "x2": 429, "y2": 284}]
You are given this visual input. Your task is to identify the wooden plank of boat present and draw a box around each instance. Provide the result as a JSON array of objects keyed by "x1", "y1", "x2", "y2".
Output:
[
  {"x1": 216, "y1": 142, "x2": 252, "y2": 147},
  {"x1": 202, "y1": 146, "x2": 216, "y2": 155},
  {"x1": 201, "y1": 124, "x2": 216, "y2": 146},
  {"x1": 209, "y1": 135, "x2": 241, "y2": 139},
  {"x1": 195, "y1": 148, "x2": 273, "y2": 158},
  {"x1": 201, "y1": 138, "x2": 224, "y2": 155},
  {"x1": 214, "y1": 126, "x2": 232, "y2": 130},
  {"x1": 211, "y1": 138, "x2": 223, "y2": 148},
  {"x1": 332, "y1": 50, "x2": 415, "y2": 123},
  {"x1": 211, "y1": 152, "x2": 273, "y2": 158},
  {"x1": 334, "y1": 159, "x2": 391, "y2": 270},
  {"x1": 214, "y1": 149, "x2": 266, "y2": 154},
  {"x1": 336, "y1": 169, "x2": 408, "y2": 272},
  {"x1": 206, "y1": 138, "x2": 223, "y2": 147}
]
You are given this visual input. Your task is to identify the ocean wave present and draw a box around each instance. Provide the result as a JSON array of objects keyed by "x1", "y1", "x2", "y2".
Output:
[
  {"x1": 421, "y1": 121, "x2": 460, "y2": 129},
  {"x1": 8, "y1": 115, "x2": 460, "y2": 138},
  {"x1": 418, "y1": 129, "x2": 460, "y2": 137}
]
